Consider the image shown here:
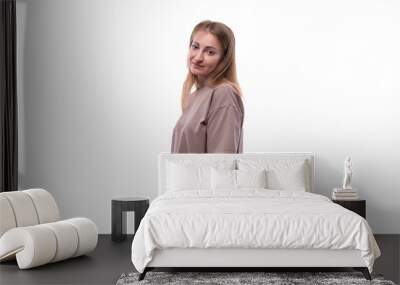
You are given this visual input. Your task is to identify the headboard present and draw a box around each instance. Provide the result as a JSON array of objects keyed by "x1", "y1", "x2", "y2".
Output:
[{"x1": 158, "y1": 152, "x2": 315, "y2": 196}]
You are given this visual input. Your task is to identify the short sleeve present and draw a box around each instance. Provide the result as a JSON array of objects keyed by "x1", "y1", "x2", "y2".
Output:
[
  {"x1": 208, "y1": 84, "x2": 243, "y2": 113},
  {"x1": 206, "y1": 105, "x2": 243, "y2": 153}
]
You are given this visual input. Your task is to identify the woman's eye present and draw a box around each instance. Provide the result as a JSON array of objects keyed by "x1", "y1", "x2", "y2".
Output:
[{"x1": 208, "y1": 51, "x2": 215, "y2": 55}]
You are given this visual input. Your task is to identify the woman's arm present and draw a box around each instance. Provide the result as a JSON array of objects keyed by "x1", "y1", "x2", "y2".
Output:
[{"x1": 206, "y1": 105, "x2": 243, "y2": 153}]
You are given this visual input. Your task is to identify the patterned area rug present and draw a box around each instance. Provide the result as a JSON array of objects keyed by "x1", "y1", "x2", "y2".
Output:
[{"x1": 116, "y1": 271, "x2": 396, "y2": 285}]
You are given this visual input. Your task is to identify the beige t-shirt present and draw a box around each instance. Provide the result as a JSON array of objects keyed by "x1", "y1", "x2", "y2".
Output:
[{"x1": 171, "y1": 83, "x2": 244, "y2": 153}]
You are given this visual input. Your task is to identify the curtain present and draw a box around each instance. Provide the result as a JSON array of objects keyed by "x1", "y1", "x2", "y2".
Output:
[{"x1": 0, "y1": 0, "x2": 18, "y2": 192}]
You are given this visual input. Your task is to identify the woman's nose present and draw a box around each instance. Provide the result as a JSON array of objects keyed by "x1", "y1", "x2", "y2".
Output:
[{"x1": 194, "y1": 51, "x2": 203, "y2": 62}]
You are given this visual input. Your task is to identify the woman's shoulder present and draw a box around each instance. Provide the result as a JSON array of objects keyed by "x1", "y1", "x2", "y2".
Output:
[
  {"x1": 210, "y1": 82, "x2": 243, "y2": 112},
  {"x1": 212, "y1": 82, "x2": 239, "y2": 96}
]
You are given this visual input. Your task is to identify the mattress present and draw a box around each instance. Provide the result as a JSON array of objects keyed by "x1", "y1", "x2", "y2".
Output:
[{"x1": 131, "y1": 189, "x2": 381, "y2": 273}]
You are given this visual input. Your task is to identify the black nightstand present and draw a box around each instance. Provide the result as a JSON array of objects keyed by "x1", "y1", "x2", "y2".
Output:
[
  {"x1": 111, "y1": 197, "x2": 150, "y2": 241},
  {"x1": 332, "y1": 199, "x2": 366, "y2": 219}
]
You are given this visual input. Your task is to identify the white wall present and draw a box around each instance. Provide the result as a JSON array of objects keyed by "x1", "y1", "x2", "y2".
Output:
[{"x1": 16, "y1": 0, "x2": 400, "y2": 233}]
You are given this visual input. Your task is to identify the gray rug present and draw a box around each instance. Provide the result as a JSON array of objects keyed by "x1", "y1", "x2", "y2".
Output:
[{"x1": 116, "y1": 271, "x2": 397, "y2": 285}]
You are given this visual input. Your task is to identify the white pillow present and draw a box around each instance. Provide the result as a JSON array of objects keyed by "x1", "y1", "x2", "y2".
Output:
[
  {"x1": 211, "y1": 168, "x2": 236, "y2": 190},
  {"x1": 236, "y1": 169, "x2": 267, "y2": 189},
  {"x1": 211, "y1": 168, "x2": 268, "y2": 190},
  {"x1": 237, "y1": 159, "x2": 310, "y2": 191},
  {"x1": 267, "y1": 163, "x2": 307, "y2": 191},
  {"x1": 166, "y1": 159, "x2": 235, "y2": 192}
]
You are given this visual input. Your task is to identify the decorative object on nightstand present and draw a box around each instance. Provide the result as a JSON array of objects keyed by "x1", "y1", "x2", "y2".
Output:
[
  {"x1": 342, "y1": 156, "x2": 353, "y2": 190},
  {"x1": 332, "y1": 156, "x2": 359, "y2": 200},
  {"x1": 332, "y1": 199, "x2": 366, "y2": 219},
  {"x1": 332, "y1": 187, "x2": 359, "y2": 200},
  {"x1": 111, "y1": 197, "x2": 149, "y2": 242}
]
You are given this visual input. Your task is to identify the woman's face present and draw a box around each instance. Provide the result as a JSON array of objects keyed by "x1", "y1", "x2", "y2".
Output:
[{"x1": 188, "y1": 30, "x2": 223, "y2": 81}]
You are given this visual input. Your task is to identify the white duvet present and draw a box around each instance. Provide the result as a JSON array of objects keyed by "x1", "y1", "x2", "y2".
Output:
[{"x1": 131, "y1": 189, "x2": 380, "y2": 273}]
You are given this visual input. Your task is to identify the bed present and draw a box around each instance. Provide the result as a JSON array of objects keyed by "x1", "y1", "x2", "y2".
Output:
[{"x1": 131, "y1": 152, "x2": 381, "y2": 281}]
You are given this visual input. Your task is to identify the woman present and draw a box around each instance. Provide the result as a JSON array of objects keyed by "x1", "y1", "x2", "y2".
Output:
[{"x1": 171, "y1": 20, "x2": 244, "y2": 153}]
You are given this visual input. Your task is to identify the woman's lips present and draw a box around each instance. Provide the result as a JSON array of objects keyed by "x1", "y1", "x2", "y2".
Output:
[{"x1": 192, "y1": 63, "x2": 204, "y2": 68}]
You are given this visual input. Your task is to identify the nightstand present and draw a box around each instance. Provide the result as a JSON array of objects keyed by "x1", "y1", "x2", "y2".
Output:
[
  {"x1": 111, "y1": 197, "x2": 150, "y2": 241},
  {"x1": 332, "y1": 199, "x2": 366, "y2": 219}
]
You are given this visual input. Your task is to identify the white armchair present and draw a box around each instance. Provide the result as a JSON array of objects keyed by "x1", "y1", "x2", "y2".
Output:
[{"x1": 0, "y1": 188, "x2": 98, "y2": 269}]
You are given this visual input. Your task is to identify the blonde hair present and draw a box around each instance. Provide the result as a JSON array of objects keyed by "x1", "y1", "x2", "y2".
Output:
[{"x1": 181, "y1": 20, "x2": 242, "y2": 112}]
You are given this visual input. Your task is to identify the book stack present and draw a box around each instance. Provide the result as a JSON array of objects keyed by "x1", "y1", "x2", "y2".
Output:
[{"x1": 332, "y1": 188, "x2": 359, "y2": 200}]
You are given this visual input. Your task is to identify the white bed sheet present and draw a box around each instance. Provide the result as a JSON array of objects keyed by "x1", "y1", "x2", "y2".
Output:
[{"x1": 131, "y1": 189, "x2": 380, "y2": 273}]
